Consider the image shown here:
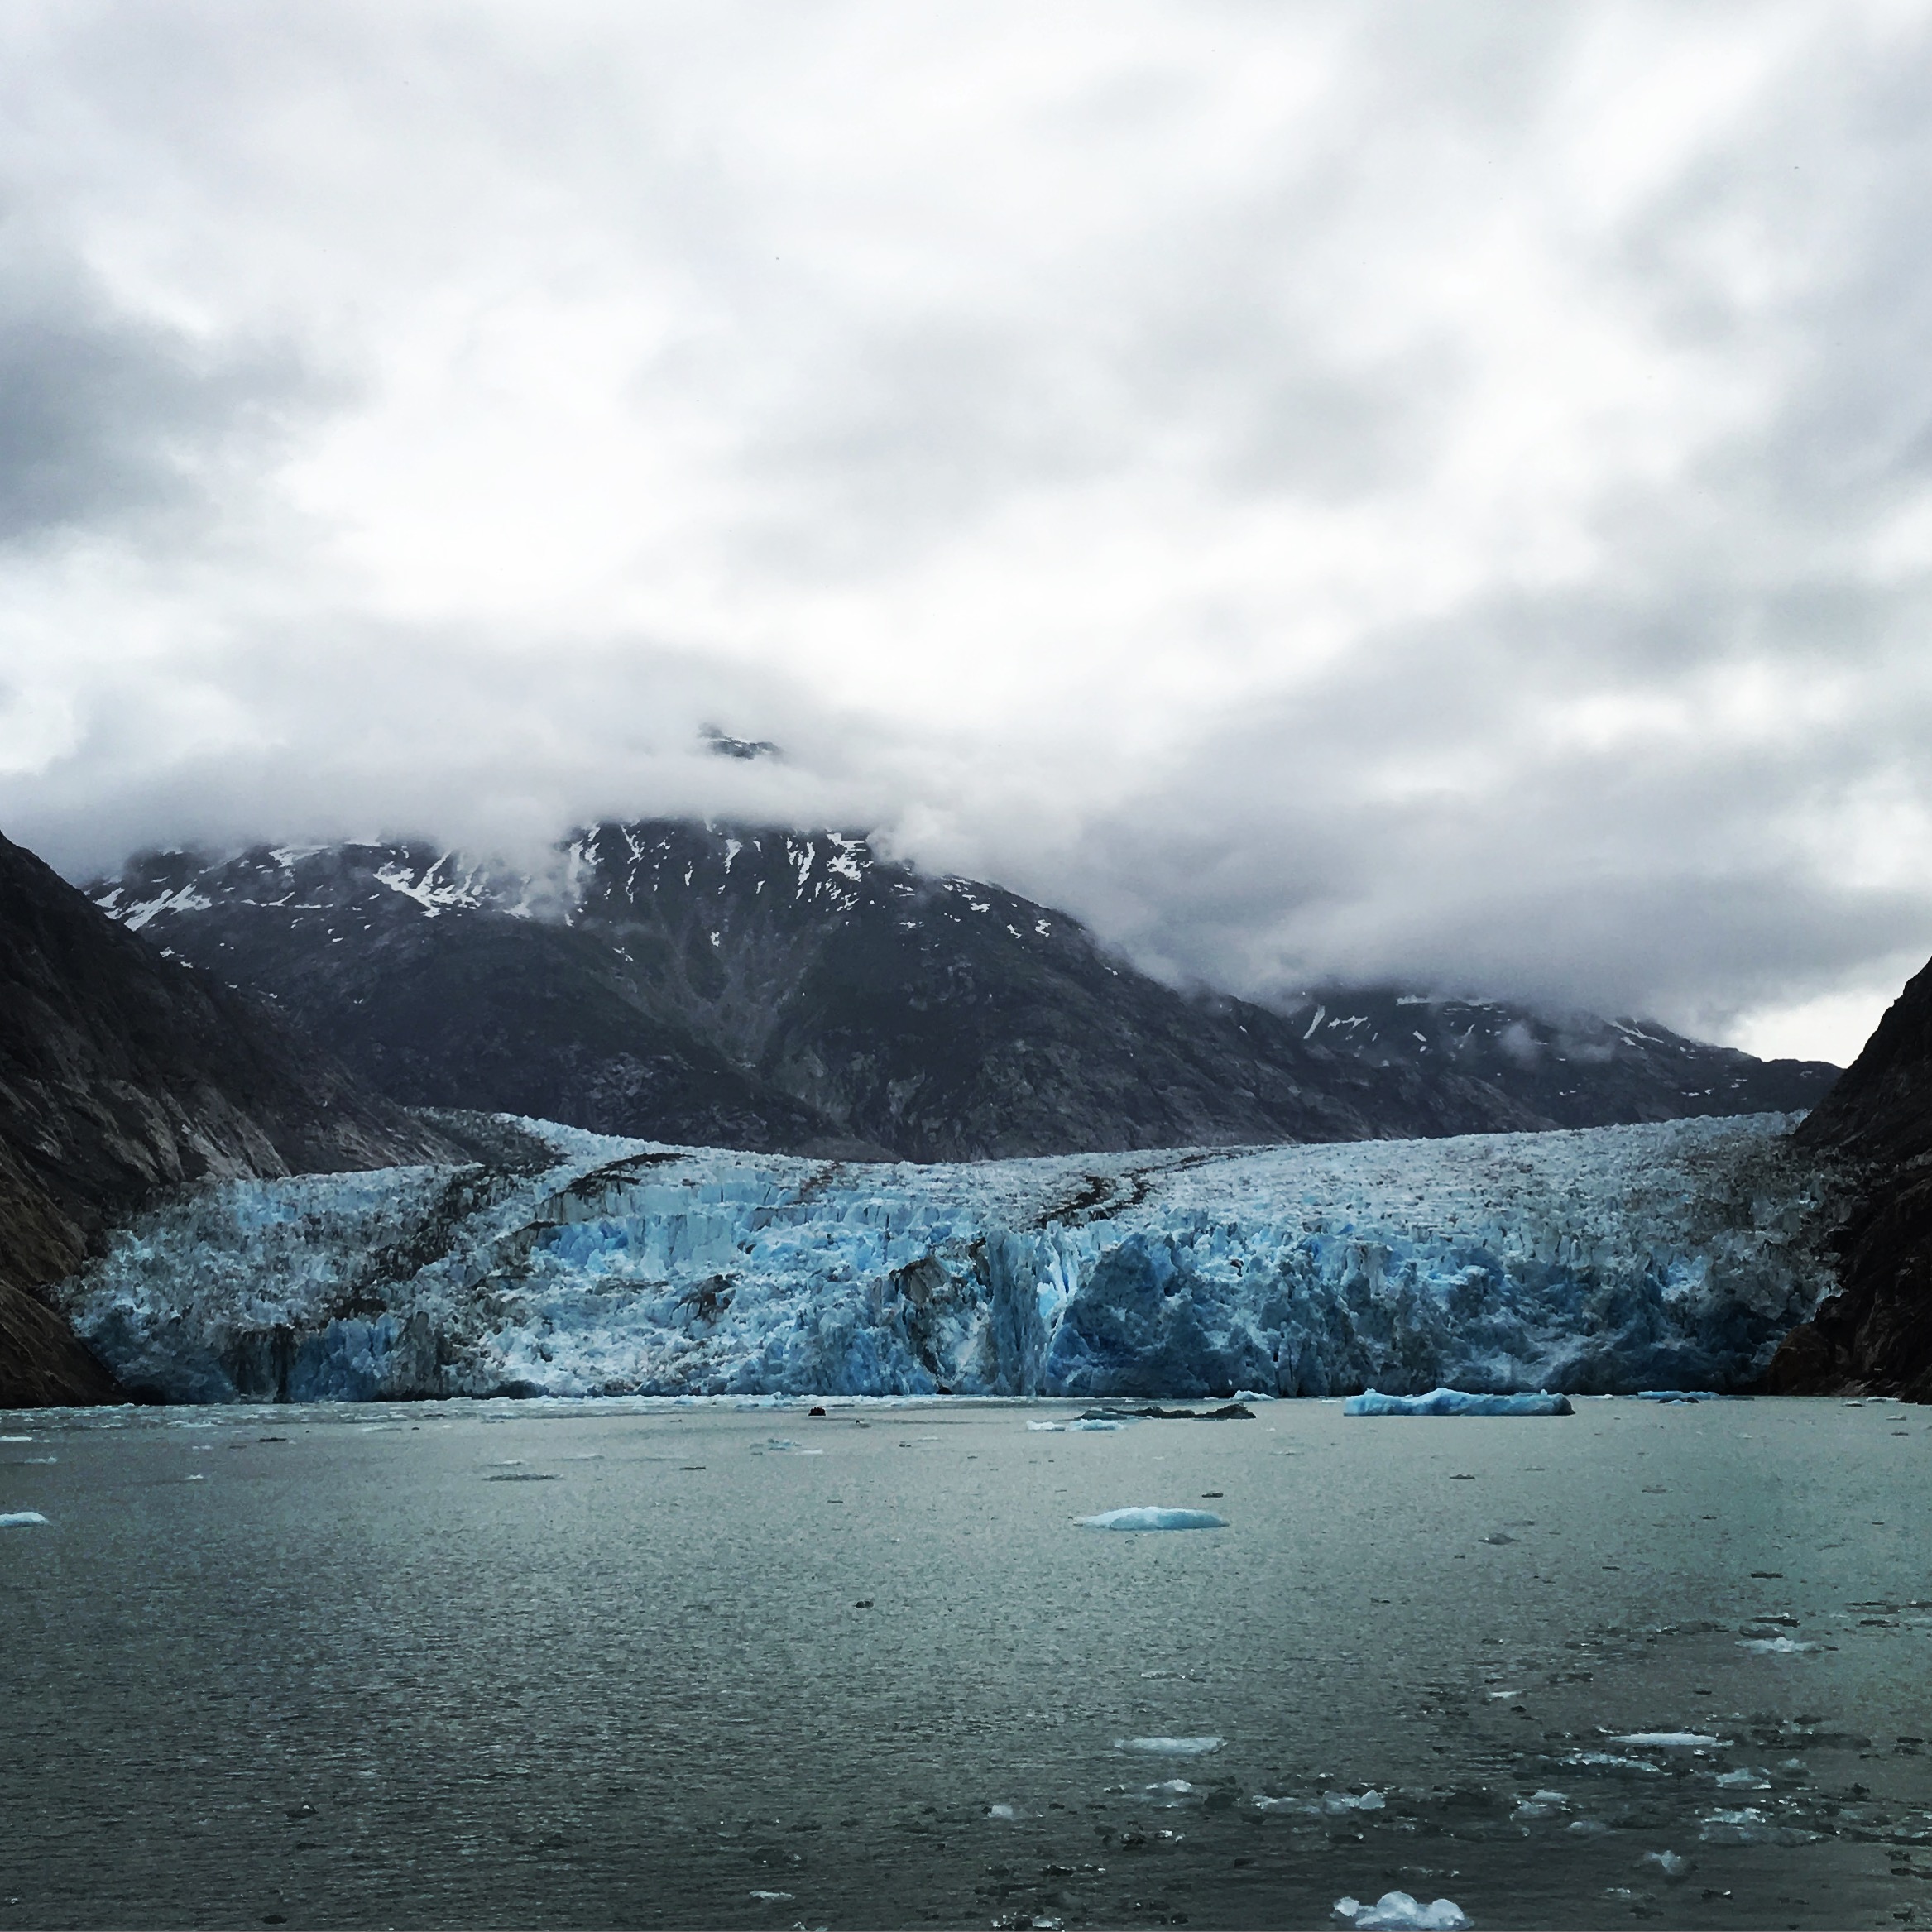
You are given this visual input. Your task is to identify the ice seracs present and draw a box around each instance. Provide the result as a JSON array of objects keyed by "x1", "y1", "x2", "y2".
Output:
[{"x1": 54, "y1": 1111, "x2": 1838, "y2": 1404}]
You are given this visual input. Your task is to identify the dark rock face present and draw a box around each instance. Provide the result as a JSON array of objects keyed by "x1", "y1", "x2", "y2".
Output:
[
  {"x1": 89, "y1": 821, "x2": 1839, "y2": 1163},
  {"x1": 1767, "y1": 956, "x2": 1932, "y2": 1400},
  {"x1": 0, "y1": 829, "x2": 458, "y2": 1407}
]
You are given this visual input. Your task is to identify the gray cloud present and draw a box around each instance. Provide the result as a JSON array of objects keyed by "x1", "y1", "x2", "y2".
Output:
[
  {"x1": 0, "y1": 235, "x2": 318, "y2": 545},
  {"x1": 2, "y1": 2, "x2": 1931, "y2": 1063}
]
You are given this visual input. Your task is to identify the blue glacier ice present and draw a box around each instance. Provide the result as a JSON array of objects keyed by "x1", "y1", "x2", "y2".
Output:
[
  {"x1": 52, "y1": 1111, "x2": 1842, "y2": 1404},
  {"x1": 1343, "y1": 1388, "x2": 1574, "y2": 1416}
]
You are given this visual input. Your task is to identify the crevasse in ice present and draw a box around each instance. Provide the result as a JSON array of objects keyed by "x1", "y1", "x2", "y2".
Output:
[{"x1": 55, "y1": 1112, "x2": 1838, "y2": 1404}]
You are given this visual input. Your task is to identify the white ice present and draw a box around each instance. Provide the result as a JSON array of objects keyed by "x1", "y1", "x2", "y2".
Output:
[
  {"x1": 1334, "y1": 1891, "x2": 1471, "y2": 1930},
  {"x1": 1079, "y1": 1508, "x2": 1227, "y2": 1532},
  {"x1": 1609, "y1": 1733, "x2": 1728, "y2": 1748},
  {"x1": 1736, "y1": 1637, "x2": 1819, "y2": 1654},
  {"x1": 1115, "y1": 1736, "x2": 1224, "y2": 1756},
  {"x1": 0, "y1": 1511, "x2": 50, "y2": 1527}
]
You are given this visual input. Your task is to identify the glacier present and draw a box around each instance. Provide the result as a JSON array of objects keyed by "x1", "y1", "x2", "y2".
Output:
[{"x1": 52, "y1": 1111, "x2": 1842, "y2": 1405}]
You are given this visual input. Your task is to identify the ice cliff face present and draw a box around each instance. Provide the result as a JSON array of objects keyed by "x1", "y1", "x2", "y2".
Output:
[{"x1": 55, "y1": 1112, "x2": 1842, "y2": 1404}]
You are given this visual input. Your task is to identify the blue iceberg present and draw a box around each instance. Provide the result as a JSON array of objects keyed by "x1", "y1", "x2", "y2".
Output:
[{"x1": 1344, "y1": 1387, "x2": 1574, "y2": 1416}]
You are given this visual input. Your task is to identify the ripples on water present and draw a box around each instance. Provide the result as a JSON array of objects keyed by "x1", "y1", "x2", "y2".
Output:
[{"x1": 2, "y1": 1395, "x2": 1929, "y2": 1929}]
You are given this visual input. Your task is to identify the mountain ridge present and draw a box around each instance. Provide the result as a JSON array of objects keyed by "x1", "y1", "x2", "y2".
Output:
[{"x1": 88, "y1": 819, "x2": 1840, "y2": 1162}]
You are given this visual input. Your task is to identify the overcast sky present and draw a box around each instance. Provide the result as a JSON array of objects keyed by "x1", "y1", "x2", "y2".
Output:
[{"x1": 3, "y1": 2, "x2": 1930, "y2": 1062}]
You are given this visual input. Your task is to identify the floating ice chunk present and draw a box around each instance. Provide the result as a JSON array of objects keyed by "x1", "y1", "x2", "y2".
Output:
[
  {"x1": 0, "y1": 1511, "x2": 50, "y2": 1527},
  {"x1": 1141, "y1": 1779, "x2": 1203, "y2": 1806},
  {"x1": 754, "y1": 1438, "x2": 822, "y2": 1455},
  {"x1": 1345, "y1": 1388, "x2": 1572, "y2": 1417},
  {"x1": 1080, "y1": 1507, "x2": 1226, "y2": 1532},
  {"x1": 1333, "y1": 1890, "x2": 1471, "y2": 1930},
  {"x1": 1512, "y1": 1790, "x2": 1567, "y2": 1821},
  {"x1": 747, "y1": 1889, "x2": 794, "y2": 1901},
  {"x1": 0, "y1": 1435, "x2": 33, "y2": 1442},
  {"x1": 1026, "y1": 1421, "x2": 1067, "y2": 1432},
  {"x1": 1115, "y1": 1736, "x2": 1224, "y2": 1756},
  {"x1": 1642, "y1": 1850, "x2": 1690, "y2": 1879},
  {"x1": 1067, "y1": 1418, "x2": 1127, "y2": 1432},
  {"x1": 1609, "y1": 1732, "x2": 1728, "y2": 1748},
  {"x1": 1564, "y1": 1752, "x2": 1665, "y2": 1775},
  {"x1": 985, "y1": 1803, "x2": 1019, "y2": 1820},
  {"x1": 1567, "y1": 1818, "x2": 1610, "y2": 1836},
  {"x1": 1736, "y1": 1636, "x2": 1819, "y2": 1654},
  {"x1": 1714, "y1": 1768, "x2": 1771, "y2": 1789},
  {"x1": 1323, "y1": 1789, "x2": 1385, "y2": 1813},
  {"x1": 1699, "y1": 1807, "x2": 1821, "y2": 1846},
  {"x1": 1636, "y1": 1391, "x2": 1723, "y2": 1403}
]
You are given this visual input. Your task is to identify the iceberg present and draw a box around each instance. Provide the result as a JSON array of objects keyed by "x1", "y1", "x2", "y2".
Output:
[
  {"x1": 1334, "y1": 1891, "x2": 1471, "y2": 1930},
  {"x1": 1344, "y1": 1388, "x2": 1573, "y2": 1416},
  {"x1": 52, "y1": 1111, "x2": 1839, "y2": 1404},
  {"x1": 1079, "y1": 1507, "x2": 1227, "y2": 1532}
]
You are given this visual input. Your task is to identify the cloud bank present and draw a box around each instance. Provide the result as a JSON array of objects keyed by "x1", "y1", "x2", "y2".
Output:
[{"x1": 3, "y1": 1, "x2": 1931, "y2": 1061}]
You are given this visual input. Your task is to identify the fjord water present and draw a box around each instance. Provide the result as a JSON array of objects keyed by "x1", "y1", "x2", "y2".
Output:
[{"x1": 2, "y1": 1399, "x2": 1929, "y2": 1930}]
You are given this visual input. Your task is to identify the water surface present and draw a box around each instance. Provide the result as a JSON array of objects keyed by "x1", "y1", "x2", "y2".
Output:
[{"x1": 2, "y1": 1395, "x2": 1929, "y2": 1929}]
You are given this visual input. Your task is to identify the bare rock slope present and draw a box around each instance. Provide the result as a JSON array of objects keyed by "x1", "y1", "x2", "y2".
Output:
[
  {"x1": 0, "y1": 830, "x2": 456, "y2": 1406},
  {"x1": 1768, "y1": 954, "x2": 1932, "y2": 1399}
]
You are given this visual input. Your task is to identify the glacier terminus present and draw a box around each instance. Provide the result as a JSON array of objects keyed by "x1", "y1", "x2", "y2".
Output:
[{"x1": 53, "y1": 1111, "x2": 1843, "y2": 1406}]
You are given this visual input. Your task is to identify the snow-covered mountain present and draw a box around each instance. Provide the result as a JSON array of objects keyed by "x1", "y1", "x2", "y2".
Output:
[
  {"x1": 56, "y1": 1110, "x2": 1839, "y2": 1402},
  {"x1": 88, "y1": 822, "x2": 1840, "y2": 1162}
]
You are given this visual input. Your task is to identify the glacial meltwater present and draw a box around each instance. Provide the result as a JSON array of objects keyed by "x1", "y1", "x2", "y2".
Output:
[{"x1": 2, "y1": 1395, "x2": 1929, "y2": 1930}]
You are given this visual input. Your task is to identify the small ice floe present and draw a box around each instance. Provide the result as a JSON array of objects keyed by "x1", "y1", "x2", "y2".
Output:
[
  {"x1": 1699, "y1": 1807, "x2": 1821, "y2": 1847},
  {"x1": 985, "y1": 1803, "x2": 1020, "y2": 1820},
  {"x1": 1142, "y1": 1779, "x2": 1204, "y2": 1807},
  {"x1": 1068, "y1": 1418, "x2": 1127, "y2": 1432},
  {"x1": 1563, "y1": 1752, "x2": 1666, "y2": 1776},
  {"x1": 0, "y1": 1436, "x2": 33, "y2": 1443},
  {"x1": 1714, "y1": 1768, "x2": 1772, "y2": 1790},
  {"x1": 1636, "y1": 1391, "x2": 1722, "y2": 1403},
  {"x1": 1511, "y1": 1790, "x2": 1568, "y2": 1822},
  {"x1": 1115, "y1": 1736, "x2": 1224, "y2": 1757},
  {"x1": 1026, "y1": 1421, "x2": 1066, "y2": 1432},
  {"x1": 1332, "y1": 1889, "x2": 1471, "y2": 1930},
  {"x1": 21, "y1": 1455, "x2": 56, "y2": 1465},
  {"x1": 1736, "y1": 1636, "x2": 1819, "y2": 1654},
  {"x1": 1642, "y1": 1850, "x2": 1690, "y2": 1880},
  {"x1": 1344, "y1": 1388, "x2": 1571, "y2": 1417},
  {"x1": 0, "y1": 1511, "x2": 50, "y2": 1527},
  {"x1": 1609, "y1": 1732, "x2": 1728, "y2": 1749},
  {"x1": 1254, "y1": 1789, "x2": 1385, "y2": 1816},
  {"x1": 747, "y1": 1889, "x2": 794, "y2": 1901},
  {"x1": 1079, "y1": 1507, "x2": 1227, "y2": 1532},
  {"x1": 1566, "y1": 1818, "x2": 1610, "y2": 1837},
  {"x1": 752, "y1": 1437, "x2": 822, "y2": 1455}
]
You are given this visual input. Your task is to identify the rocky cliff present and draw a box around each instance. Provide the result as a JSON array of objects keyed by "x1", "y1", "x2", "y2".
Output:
[
  {"x1": 1767, "y1": 955, "x2": 1932, "y2": 1399},
  {"x1": 0, "y1": 829, "x2": 457, "y2": 1406}
]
